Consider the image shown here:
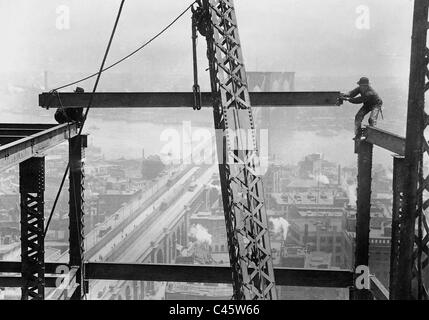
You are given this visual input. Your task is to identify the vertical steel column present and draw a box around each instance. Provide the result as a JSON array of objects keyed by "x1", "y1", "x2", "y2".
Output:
[
  {"x1": 69, "y1": 135, "x2": 86, "y2": 299},
  {"x1": 354, "y1": 141, "x2": 373, "y2": 300},
  {"x1": 390, "y1": 156, "x2": 405, "y2": 299},
  {"x1": 399, "y1": 0, "x2": 429, "y2": 300},
  {"x1": 19, "y1": 156, "x2": 45, "y2": 300}
]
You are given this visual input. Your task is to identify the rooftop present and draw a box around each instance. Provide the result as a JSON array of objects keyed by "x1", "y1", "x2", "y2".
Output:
[
  {"x1": 305, "y1": 251, "x2": 332, "y2": 269},
  {"x1": 271, "y1": 191, "x2": 335, "y2": 206},
  {"x1": 191, "y1": 211, "x2": 225, "y2": 221},
  {"x1": 291, "y1": 218, "x2": 343, "y2": 233}
]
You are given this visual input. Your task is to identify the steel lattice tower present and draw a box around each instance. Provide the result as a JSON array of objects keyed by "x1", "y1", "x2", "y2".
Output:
[
  {"x1": 395, "y1": 0, "x2": 429, "y2": 300},
  {"x1": 197, "y1": 0, "x2": 277, "y2": 299},
  {"x1": 19, "y1": 157, "x2": 45, "y2": 300}
]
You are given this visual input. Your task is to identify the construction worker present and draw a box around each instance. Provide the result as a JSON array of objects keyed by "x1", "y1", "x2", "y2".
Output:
[
  {"x1": 54, "y1": 87, "x2": 85, "y2": 124},
  {"x1": 338, "y1": 77, "x2": 383, "y2": 137}
]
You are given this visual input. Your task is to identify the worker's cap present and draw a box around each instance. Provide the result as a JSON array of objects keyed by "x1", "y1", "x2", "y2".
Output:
[{"x1": 357, "y1": 77, "x2": 370, "y2": 85}]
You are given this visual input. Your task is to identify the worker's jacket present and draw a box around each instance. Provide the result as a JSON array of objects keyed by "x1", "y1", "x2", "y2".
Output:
[{"x1": 346, "y1": 86, "x2": 383, "y2": 107}]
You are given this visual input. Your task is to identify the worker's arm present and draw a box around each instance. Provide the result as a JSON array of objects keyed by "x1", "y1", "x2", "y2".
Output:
[
  {"x1": 343, "y1": 87, "x2": 360, "y2": 98},
  {"x1": 337, "y1": 87, "x2": 360, "y2": 105},
  {"x1": 348, "y1": 96, "x2": 365, "y2": 104},
  {"x1": 349, "y1": 91, "x2": 376, "y2": 104}
]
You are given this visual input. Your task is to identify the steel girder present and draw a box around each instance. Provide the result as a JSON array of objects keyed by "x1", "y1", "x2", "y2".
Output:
[
  {"x1": 364, "y1": 126, "x2": 405, "y2": 156},
  {"x1": 353, "y1": 141, "x2": 373, "y2": 300},
  {"x1": 0, "y1": 261, "x2": 355, "y2": 289},
  {"x1": 19, "y1": 156, "x2": 45, "y2": 300},
  {"x1": 38, "y1": 92, "x2": 341, "y2": 109},
  {"x1": 69, "y1": 135, "x2": 87, "y2": 299},
  {"x1": 0, "y1": 123, "x2": 78, "y2": 172},
  {"x1": 398, "y1": 0, "x2": 429, "y2": 300},
  {"x1": 390, "y1": 156, "x2": 405, "y2": 298},
  {"x1": 199, "y1": 0, "x2": 277, "y2": 300}
]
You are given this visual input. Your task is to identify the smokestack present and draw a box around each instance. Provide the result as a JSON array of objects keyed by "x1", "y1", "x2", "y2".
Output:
[
  {"x1": 142, "y1": 148, "x2": 145, "y2": 160},
  {"x1": 304, "y1": 224, "x2": 308, "y2": 246},
  {"x1": 273, "y1": 171, "x2": 279, "y2": 193},
  {"x1": 338, "y1": 165, "x2": 342, "y2": 185}
]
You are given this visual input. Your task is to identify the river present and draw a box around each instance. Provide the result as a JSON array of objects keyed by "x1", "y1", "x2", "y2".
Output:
[{"x1": 1, "y1": 108, "x2": 395, "y2": 169}]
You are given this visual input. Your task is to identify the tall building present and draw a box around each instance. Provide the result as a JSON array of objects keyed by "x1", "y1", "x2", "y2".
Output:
[
  {"x1": 343, "y1": 208, "x2": 392, "y2": 288},
  {"x1": 287, "y1": 218, "x2": 346, "y2": 268}
]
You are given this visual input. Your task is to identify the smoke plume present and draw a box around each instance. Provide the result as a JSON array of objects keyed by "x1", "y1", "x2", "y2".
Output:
[
  {"x1": 347, "y1": 184, "x2": 357, "y2": 206},
  {"x1": 189, "y1": 224, "x2": 212, "y2": 245},
  {"x1": 310, "y1": 173, "x2": 330, "y2": 185},
  {"x1": 270, "y1": 217, "x2": 290, "y2": 240}
]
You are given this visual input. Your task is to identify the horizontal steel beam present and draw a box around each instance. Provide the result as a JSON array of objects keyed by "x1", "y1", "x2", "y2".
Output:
[
  {"x1": 0, "y1": 123, "x2": 78, "y2": 172},
  {"x1": 0, "y1": 129, "x2": 44, "y2": 136},
  {"x1": 0, "y1": 276, "x2": 57, "y2": 288},
  {"x1": 364, "y1": 126, "x2": 405, "y2": 156},
  {"x1": 85, "y1": 262, "x2": 354, "y2": 288},
  {"x1": 0, "y1": 123, "x2": 57, "y2": 130},
  {"x1": 39, "y1": 92, "x2": 341, "y2": 109},
  {"x1": 0, "y1": 136, "x2": 25, "y2": 145},
  {"x1": 0, "y1": 268, "x2": 78, "y2": 300},
  {"x1": 0, "y1": 261, "x2": 63, "y2": 274},
  {"x1": 0, "y1": 262, "x2": 76, "y2": 292},
  {"x1": 0, "y1": 124, "x2": 55, "y2": 145},
  {"x1": 0, "y1": 261, "x2": 354, "y2": 289}
]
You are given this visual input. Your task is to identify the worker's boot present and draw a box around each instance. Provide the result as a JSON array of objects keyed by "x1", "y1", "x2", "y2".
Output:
[
  {"x1": 353, "y1": 128, "x2": 366, "y2": 154},
  {"x1": 353, "y1": 128, "x2": 365, "y2": 141}
]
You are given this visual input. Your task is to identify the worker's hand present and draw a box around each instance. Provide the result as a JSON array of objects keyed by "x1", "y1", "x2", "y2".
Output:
[
  {"x1": 336, "y1": 95, "x2": 344, "y2": 106},
  {"x1": 336, "y1": 93, "x2": 350, "y2": 106}
]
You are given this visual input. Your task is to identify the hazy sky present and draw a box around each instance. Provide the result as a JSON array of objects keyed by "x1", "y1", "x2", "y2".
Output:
[{"x1": 0, "y1": 0, "x2": 414, "y2": 91}]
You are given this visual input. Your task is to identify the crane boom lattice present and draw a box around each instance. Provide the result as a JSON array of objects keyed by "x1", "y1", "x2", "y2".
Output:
[{"x1": 195, "y1": 0, "x2": 277, "y2": 300}]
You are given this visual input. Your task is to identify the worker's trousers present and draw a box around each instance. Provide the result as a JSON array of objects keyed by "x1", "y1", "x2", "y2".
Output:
[{"x1": 355, "y1": 103, "x2": 382, "y2": 136}]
